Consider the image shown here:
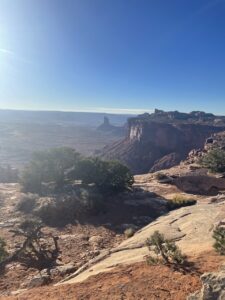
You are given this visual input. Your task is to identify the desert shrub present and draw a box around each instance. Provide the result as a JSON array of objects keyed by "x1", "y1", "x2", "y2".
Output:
[
  {"x1": 16, "y1": 193, "x2": 39, "y2": 213},
  {"x1": 146, "y1": 231, "x2": 186, "y2": 265},
  {"x1": 100, "y1": 160, "x2": 134, "y2": 193},
  {"x1": 33, "y1": 196, "x2": 78, "y2": 226},
  {"x1": 20, "y1": 147, "x2": 80, "y2": 193},
  {"x1": 69, "y1": 158, "x2": 134, "y2": 194},
  {"x1": 199, "y1": 148, "x2": 225, "y2": 173},
  {"x1": 0, "y1": 238, "x2": 8, "y2": 262},
  {"x1": 33, "y1": 187, "x2": 104, "y2": 226},
  {"x1": 21, "y1": 148, "x2": 133, "y2": 196},
  {"x1": 167, "y1": 194, "x2": 196, "y2": 210},
  {"x1": 124, "y1": 227, "x2": 135, "y2": 238},
  {"x1": 10, "y1": 219, "x2": 60, "y2": 269},
  {"x1": 213, "y1": 226, "x2": 225, "y2": 255}
]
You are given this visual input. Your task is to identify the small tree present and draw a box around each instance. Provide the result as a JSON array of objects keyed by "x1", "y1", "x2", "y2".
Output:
[
  {"x1": 69, "y1": 158, "x2": 134, "y2": 194},
  {"x1": 199, "y1": 148, "x2": 225, "y2": 173},
  {"x1": 213, "y1": 226, "x2": 225, "y2": 255},
  {"x1": 146, "y1": 231, "x2": 186, "y2": 265},
  {"x1": 102, "y1": 160, "x2": 134, "y2": 193},
  {"x1": 20, "y1": 147, "x2": 80, "y2": 193},
  {"x1": 10, "y1": 219, "x2": 60, "y2": 269}
]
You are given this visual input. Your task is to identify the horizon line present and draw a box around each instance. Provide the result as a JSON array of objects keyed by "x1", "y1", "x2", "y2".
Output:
[{"x1": 0, "y1": 107, "x2": 155, "y2": 115}]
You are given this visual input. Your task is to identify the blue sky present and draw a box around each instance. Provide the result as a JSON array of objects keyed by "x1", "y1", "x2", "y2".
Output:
[{"x1": 0, "y1": 0, "x2": 225, "y2": 114}]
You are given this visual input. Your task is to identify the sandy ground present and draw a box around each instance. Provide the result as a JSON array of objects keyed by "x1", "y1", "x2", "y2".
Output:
[{"x1": 1, "y1": 251, "x2": 223, "y2": 300}]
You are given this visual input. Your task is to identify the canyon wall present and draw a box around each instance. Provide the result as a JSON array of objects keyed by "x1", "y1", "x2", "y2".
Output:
[{"x1": 101, "y1": 111, "x2": 225, "y2": 174}]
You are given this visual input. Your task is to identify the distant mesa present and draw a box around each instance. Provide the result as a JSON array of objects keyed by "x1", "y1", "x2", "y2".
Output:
[
  {"x1": 97, "y1": 116, "x2": 115, "y2": 131},
  {"x1": 100, "y1": 109, "x2": 225, "y2": 174},
  {"x1": 97, "y1": 116, "x2": 126, "y2": 136},
  {"x1": 135, "y1": 108, "x2": 218, "y2": 123}
]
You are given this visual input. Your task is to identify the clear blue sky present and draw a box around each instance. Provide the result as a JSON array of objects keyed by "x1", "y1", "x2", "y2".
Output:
[{"x1": 0, "y1": 0, "x2": 225, "y2": 114}]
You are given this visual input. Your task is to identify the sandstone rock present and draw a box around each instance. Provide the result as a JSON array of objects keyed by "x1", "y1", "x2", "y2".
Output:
[
  {"x1": 97, "y1": 117, "x2": 124, "y2": 135},
  {"x1": 11, "y1": 289, "x2": 27, "y2": 296},
  {"x1": 174, "y1": 175, "x2": 225, "y2": 195},
  {"x1": 150, "y1": 152, "x2": 182, "y2": 173},
  {"x1": 101, "y1": 111, "x2": 225, "y2": 174},
  {"x1": 59, "y1": 202, "x2": 225, "y2": 286},
  {"x1": 187, "y1": 269, "x2": 225, "y2": 300},
  {"x1": 209, "y1": 194, "x2": 225, "y2": 204},
  {"x1": 26, "y1": 274, "x2": 50, "y2": 288},
  {"x1": 186, "y1": 131, "x2": 225, "y2": 167},
  {"x1": 50, "y1": 264, "x2": 76, "y2": 276},
  {"x1": 89, "y1": 236, "x2": 104, "y2": 245}
]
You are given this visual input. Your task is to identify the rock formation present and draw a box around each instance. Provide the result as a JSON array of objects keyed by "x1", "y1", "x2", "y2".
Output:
[
  {"x1": 101, "y1": 110, "x2": 225, "y2": 174},
  {"x1": 186, "y1": 131, "x2": 225, "y2": 165},
  {"x1": 59, "y1": 197, "x2": 225, "y2": 285},
  {"x1": 174, "y1": 175, "x2": 225, "y2": 195},
  {"x1": 187, "y1": 266, "x2": 225, "y2": 300},
  {"x1": 97, "y1": 117, "x2": 114, "y2": 131},
  {"x1": 97, "y1": 116, "x2": 125, "y2": 136}
]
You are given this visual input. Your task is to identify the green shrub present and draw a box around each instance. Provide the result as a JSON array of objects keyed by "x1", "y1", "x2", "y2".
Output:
[
  {"x1": 21, "y1": 148, "x2": 133, "y2": 196},
  {"x1": 199, "y1": 148, "x2": 225, "y2": 173},
  {"x1": 20, "y1": 147, "x2": 80, "y2": 193},
  {"x1": 0, "y1": 238, "x2": 8, "y2": 263},
  {"x1": 168, "y1": 194, "x2": 197, "y2": 210},
  {"x1": 69, "y1": 158, "x2": 134, "y2": 194},
  {"x1": 33, "y1": 187, "x2": 104, "y2": 226},
  {"x1": 213, "y1": 226, "x2": 225, "y2": 255},
  {"x1": 146, "y1": 231, "x2": 186, "y2": 265}
]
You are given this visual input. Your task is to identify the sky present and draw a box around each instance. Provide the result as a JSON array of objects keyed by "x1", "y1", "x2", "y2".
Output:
[{"x1": 0, "y1": 0, "x2": 225, "y2": 115}]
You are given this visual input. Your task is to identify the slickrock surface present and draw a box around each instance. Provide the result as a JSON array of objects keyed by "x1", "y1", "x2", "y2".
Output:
[{"x1": 61, "y1": 199, "x2": 225, "y2": 285}]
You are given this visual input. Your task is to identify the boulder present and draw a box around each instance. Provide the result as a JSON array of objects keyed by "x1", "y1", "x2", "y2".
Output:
[
  {"x1": 26, "y1": 274, "x2": 50, "y2": 288},
  {"x1": 89, "y1": 236, "x2": 104, "y2": 245},
  {"x1": 50, "y1": 264, "x2": 76, "y2": 276},
  {"x1": 187, "y1": 268, "x2": 225, "y2": 300}
]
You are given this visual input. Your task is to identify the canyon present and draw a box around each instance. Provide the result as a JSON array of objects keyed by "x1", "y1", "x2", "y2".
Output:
[{"x1": 102, "y1": 109, "x2": 225, "y2": 174}]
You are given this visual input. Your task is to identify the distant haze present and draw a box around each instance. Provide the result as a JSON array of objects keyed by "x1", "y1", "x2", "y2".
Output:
[{"x1": 0, "y1": 109, "x2": 131, "y2": 126}]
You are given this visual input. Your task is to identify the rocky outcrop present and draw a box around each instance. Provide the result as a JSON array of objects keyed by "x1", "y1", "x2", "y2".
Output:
[
  {"x1": 97, "y1": 117, "x2": 113, "y2": 131},
  {"x1": 101, "y1": 110, "x2": 225, "y2": 174},
  {"x1": 174, "y1": 175, "x2": 225, "y2": 195},
  {"x1": 150, "y1": 152, "x2": 182, "y2": 172},
  {"x1": 187, "y1": 267, "x2": 225, "y2": 300},
  {"x1": 97, "y1": 117, "x2": 125, "y2": 136},
  {"x1": 59, "y1": 199, "x2": 225, "y2": 285},
  {"x1": 186, "y1": 131, "x2": 225, "y2": 165}
]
